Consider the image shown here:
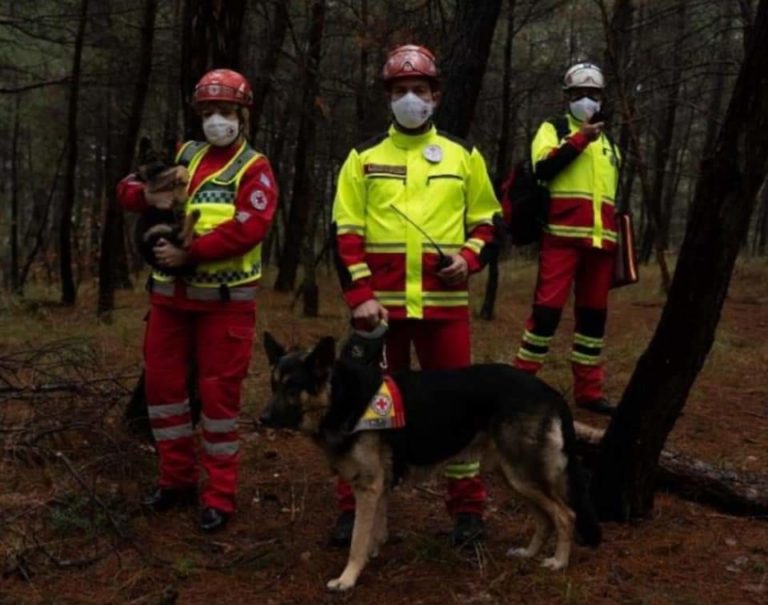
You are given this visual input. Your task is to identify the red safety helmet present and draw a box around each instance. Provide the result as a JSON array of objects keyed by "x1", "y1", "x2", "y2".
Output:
[
  {"x1": 193, "y1": 69, "x2": 253, "y2": 106},
  {"x1": 381, "y1": 45, "x2": 439, "y2": 85}
]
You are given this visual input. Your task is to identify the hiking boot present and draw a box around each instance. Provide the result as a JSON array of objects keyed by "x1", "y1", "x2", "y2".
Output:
[
  {"x1": 451, "y1": 512, "x2": 485, "y2": 548},
  {"x1": 200, "y1": 507, "x2": 230, "y2": 532},
  {"x1": 142, "y1": 486, "x2": 197, "y2": 512},
  {"x1": 328, "y1": 510, "x2": 355, "y2": 547},
  {"x1": 578, "y1": 397, "x2": 616, "y2": 416}
]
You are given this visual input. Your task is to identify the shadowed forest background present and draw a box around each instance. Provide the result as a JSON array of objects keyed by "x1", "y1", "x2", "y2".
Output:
[{"x1": 1, "y1": 1, "x2": 767, "y2": 604}]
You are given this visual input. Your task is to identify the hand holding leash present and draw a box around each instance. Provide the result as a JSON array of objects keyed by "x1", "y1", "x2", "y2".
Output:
[{"x1": 352, "y1": 299, "x2": 389, "y2": 328}]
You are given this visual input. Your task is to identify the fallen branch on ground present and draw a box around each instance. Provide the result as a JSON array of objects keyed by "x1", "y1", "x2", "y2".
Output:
[{"x1": 574, "y1": 422, "x2": 768, "y2": 517}]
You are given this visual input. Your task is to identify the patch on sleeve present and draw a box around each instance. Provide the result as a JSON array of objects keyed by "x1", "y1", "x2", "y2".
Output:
[
  {"x1": 250, "y1": 190, "x2": 268, "y2": 211},
  {"x1": 259, "y1": 172, "x2": 273, "y2": 189},
  {"x1": 236, "y1": 211, "x2": 251, "y2": 223},
  {"x1": 352, "y1": 376, "x2": 405, "y2": 432}
]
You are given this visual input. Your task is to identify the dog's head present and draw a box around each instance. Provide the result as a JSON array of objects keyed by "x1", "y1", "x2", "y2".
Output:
[{"x1": 259, "y1": 332, "x2": 335, "y2": 432}]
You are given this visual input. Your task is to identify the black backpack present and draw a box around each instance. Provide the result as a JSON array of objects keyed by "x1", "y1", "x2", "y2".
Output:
[{"x1": 498, "y1": 117, "x2": 570, "y2": 246}]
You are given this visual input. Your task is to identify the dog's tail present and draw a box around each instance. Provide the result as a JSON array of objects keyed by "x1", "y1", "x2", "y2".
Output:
[{"x1": 560, "y1": 406, "x2": 602, "y2": 547}]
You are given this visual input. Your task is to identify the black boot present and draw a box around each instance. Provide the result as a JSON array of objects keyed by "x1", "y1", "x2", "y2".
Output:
[
  {"x1": 578, "y1": 397, "x2": 616, "y2": 416},
  {"x1": 200, "y1": 507, "x2": 230, "y2": 532},
  {"x1": 328, "y1": 510, "x2": 355, "y2": 547},
  {"x1": 451, "y1": 512, "x2": 485, "y2": 548},
  {"x1": 143, "y1": 486, "x2": 197, "y2": 512}
]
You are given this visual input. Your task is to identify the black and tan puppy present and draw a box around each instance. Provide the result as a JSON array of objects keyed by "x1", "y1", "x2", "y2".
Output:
[
  {"x1": 261, "y1": 332, "x2": 601, "y2": 592},
  {"x1": 134, "y1": 141, "x2": 199, "y2": 276}
]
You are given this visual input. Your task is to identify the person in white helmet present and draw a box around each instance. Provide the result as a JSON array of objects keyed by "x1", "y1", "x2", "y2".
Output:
[{"x1": 512, "y1": 62, "x2": 621, "y2": 416}]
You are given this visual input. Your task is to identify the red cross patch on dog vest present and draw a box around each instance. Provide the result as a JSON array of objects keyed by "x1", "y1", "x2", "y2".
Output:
[{"x1": 352, "y1": 376, "x2": 405, "y2": 432}]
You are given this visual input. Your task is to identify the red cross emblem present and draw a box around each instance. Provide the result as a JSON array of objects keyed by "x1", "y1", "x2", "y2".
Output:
[{"x1": 372, "y1": 394, "x2": 391, "y2": 416}]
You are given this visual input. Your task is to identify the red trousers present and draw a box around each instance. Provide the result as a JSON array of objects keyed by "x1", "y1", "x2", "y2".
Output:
[
  {"x1": 337, "y1": 318, "x2": 487, "y2": 516},
  {"x1": 514, "y1": 239, "x2": 614, "y2": 403},
  {"x1": 143, "y1": 291, "x2": 255, "y2": 513}
]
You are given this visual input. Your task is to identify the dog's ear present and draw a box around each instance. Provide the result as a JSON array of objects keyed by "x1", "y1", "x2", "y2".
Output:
[
  {"x1": 305, "y1": 336, "x2": 335, "y2": 378},
  {"x1": 263, "y1": 331, "x2": 287, "y2": 367}
]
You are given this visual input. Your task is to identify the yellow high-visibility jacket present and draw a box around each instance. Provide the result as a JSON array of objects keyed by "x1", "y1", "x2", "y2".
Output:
[
  {"x1": 333, "y1": 124, "x2": 500, "y2": 320},
  {"x1": 532, "y1": 114, "x2": 621, "y2": 249},
  {"x1": 152, "y1": 140, "x2": 265, "y2": 287}
]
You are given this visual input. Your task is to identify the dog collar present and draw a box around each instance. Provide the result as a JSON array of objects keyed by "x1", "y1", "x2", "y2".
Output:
[{"x1": 352, "y1": 375, "x2": 405, "y2": 432}]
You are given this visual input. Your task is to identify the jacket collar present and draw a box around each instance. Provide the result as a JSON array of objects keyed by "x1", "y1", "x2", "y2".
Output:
[{"x1": 388, "y1": 123, "x2": 437, "y2": 150}]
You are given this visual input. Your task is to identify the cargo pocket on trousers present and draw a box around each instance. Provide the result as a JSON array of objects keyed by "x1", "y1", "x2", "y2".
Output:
[{"x1": 227, "y1": 325, "x2": 255, "y2": 379}]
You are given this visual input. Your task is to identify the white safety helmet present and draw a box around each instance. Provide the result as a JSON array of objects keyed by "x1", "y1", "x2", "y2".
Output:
[{"x1": 562, "y1": 62, "x2": 605, "y2": 90}]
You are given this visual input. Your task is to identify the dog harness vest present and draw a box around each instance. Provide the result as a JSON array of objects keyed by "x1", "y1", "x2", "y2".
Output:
[
  {"x1": 352, "y1": 376, "x2": 405, "y2": 432},
  {"x1": 332, "y1": 125, "x2": 500, "y2": 319},
  {"x1": 533, "y1": 114, "x2": 621, "y2": 249},
  {"x1": 151, "y1": 140, "x2": 264, "y2": 287}
]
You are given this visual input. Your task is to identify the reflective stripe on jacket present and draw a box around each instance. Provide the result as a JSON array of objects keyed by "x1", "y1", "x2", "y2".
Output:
[
  {"x1": 333, "y1": 124, "x2": 500, "y2": 320},
  {"x1": 532, "y1": 114, "x2": 621, "y2": 249},
  {"x1": 152, "y1": 140, "x2": 264, "y2": 287}
]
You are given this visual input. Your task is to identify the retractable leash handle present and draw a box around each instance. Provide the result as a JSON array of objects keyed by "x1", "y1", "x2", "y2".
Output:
[
  {"x1": 342, "y1": 319, "x2": 390, "y2": 369},
  {"x1": 389, "y1": 204, "x2": 452, "y2": 271}
]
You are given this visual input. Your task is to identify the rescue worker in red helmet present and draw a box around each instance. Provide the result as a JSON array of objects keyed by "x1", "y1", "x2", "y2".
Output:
[
  {"x1": 117, "y1": 68, "x2": 278, "y2": 531},
  {"x1": 512, "y1": 62, "x2": 620, "y2": 415},
  {"x1": 330, "y1": 44, "x2": 501, "y2": 547}
]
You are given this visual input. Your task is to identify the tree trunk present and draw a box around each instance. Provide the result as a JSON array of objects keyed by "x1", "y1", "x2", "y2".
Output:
[
  {"x1": 9, "y1": 96, "x2": 20, "y2": 294},
  {"x1": 591, "y1": 0, "x2": 768, "y2": 521},
  {"x1": 480, "y1": 0, "x2": 517, "y2": 322},
  {"x1": 660, "y1": 106, "x2": 694, "y2": 249},
  {"x1": 641, "y1": 0, "x2": 686, "y2": 255},
  {"x1": 494, "y1": 0, "x2": 516, "y2": 180},
  {"x1": 751, "y1": 177, "x2": 768, "y2": 254},
  {"x1": 273, "y1": 0, "x2": 326, "y2": 292},
  {"x1": 180, "y1": 0, "x2": 247, "y2": 139},
  {"x1": 355, "y1": 0, "x2": 370, "y2": 140},
  {"x1": 250, "y1": 0, "x2": 290, "y2": 138},
  {"x1": 59, "y1": 0, "x2": 89, "y2": 306},
  {"x1": 97, "y1": 0, "x2": 158, "y2": 320},
  {"x1": 19, "y1": 148, "x2": 66, "y2": 291},
  {"x1": 598, "y1": 0, "x2": 671, "y2": 293},
  {"x1": 435, "y1": 0, "x2": 503, "y2": 138},
  {"x1": 640, "y1": 0, "x2": 686, "y2": 260}
]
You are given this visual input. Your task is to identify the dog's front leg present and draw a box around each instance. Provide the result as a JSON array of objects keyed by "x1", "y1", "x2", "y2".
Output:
[
  {"x1": 327, "y1": 475, "x2": 383, "y2": 591},
  {"x1": 370, "y1": 490, "x2": 389, "y2": 558}
]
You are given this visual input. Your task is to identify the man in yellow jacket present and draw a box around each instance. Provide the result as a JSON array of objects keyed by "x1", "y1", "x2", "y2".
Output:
[
  {"x1": 331, "y1": 45, "x2": 500, "y2": 547},
  {"x1": 513, "y1": 62, "x2": 620, "y2": 416}
]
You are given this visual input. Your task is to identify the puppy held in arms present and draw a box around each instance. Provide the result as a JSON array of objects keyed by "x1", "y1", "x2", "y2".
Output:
[
  {"x1": 134, "y1": 148, "x2": 199, "y2": 276},
  {"x1": 260, "y1": 330, "x2": 602, "y2": 592}
]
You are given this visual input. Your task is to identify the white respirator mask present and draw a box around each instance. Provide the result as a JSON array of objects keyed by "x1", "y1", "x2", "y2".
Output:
[
  {"x1": 203, "y1": 113, "x2": 240, "y2": 147},
  {"x1": 569, "y1": 96, "x2": 601, "y2": 122},
  {"x1": 391, "y1": 92, "x2": 434, "y2": 130}
]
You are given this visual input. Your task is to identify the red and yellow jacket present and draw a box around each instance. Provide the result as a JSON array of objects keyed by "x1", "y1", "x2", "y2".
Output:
[
  {"x1": 118, "y1": 140, "x2": 278, "y2": 295},
  {"x1": 332, "y1": 125, "x2": 500, "y2": 320},
  {"x1": 532, "y1": 114, "x2": 621, "y2": 249}
]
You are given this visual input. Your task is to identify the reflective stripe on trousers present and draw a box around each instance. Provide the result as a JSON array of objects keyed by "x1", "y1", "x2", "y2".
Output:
[{"x1": 144, "y1": 301, "x2": 255, "y2": 513}]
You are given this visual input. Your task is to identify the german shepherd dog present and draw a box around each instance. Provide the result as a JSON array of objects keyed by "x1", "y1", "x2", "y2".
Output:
[{"x1": 260, "y1": 332, "x2": 601, "y2": 591}]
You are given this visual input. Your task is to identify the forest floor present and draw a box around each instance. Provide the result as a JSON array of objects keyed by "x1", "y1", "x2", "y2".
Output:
[{"x1": 1, "y1": 258, "x2": 767, "y2": 605}]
